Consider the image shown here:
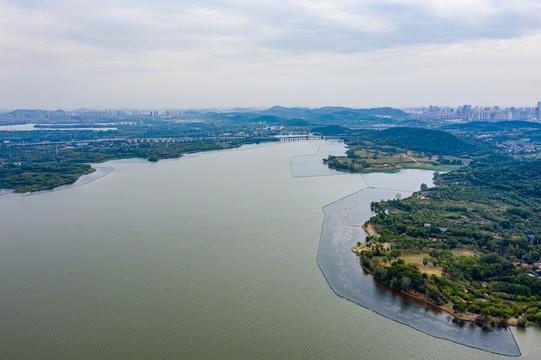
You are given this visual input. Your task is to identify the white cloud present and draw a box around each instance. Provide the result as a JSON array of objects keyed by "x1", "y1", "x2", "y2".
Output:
[
  {"x1": 391, "y1": 0, "x2": 498, "y2": 18},
  {"x1": 3, "y1": 0, "x2": 540, "y2": 54},
  {"x1": 0, "y1": 0, "x2": 540, "y2": 108}
]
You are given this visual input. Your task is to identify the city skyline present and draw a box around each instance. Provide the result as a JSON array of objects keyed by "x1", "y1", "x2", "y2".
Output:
[
  {"x1": 1, "y1": 1, "x2": 541, "y2": 109},
  {"x1": 2, "y1": 102, "x2": 540, "y2": 121}
]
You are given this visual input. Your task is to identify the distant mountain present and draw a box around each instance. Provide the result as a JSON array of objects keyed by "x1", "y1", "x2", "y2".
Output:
[
  {"x1": 250, "y1": 115, "x2": 283, "y2": 123},
  {"x1": 311, "y1": 125, "x2": 353, "y2": 135},
  {"x1": 3, "y1": 109, "x2": 56, "y2": 116},
  {"x1": 226, "y1": 107, "x2": 262, "y2": 112},
  {"x1": 0, "y1": 106, "x2": 410, "y2": 127},
  {"x1": 283, "y1": 118, "x2": 311, "y2": 126},
  {"x1": 260, "y1": 106, "x2": 312, "y2": 118},
  {"x1": 0, "y1": 109, "x2": 113, "y2": 125},
  {"x1": 259, "y1": 106, "x2": 409, "y2": 121},
  {"x1": 0, "y1": 110, "x2": 65, "y2": 124}
]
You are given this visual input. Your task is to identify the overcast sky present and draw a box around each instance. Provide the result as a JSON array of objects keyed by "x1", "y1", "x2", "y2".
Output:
[{"x1": 1, "y1": 0, "x2": 540, "y2": 110}]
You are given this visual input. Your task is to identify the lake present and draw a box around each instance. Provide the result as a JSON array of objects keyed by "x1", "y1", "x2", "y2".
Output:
[{"x1": 0, "y1": 140, "x2": 538, "y2": 359}]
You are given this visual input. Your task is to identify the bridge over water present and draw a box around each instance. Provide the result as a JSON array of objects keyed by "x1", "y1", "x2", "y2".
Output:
[{"x1": 275, "y1": 133, "x2": 338, "y2": 141}]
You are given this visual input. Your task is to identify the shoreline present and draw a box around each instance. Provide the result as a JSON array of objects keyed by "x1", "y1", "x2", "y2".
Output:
[
  {"x1": 351, "y1": 244, "x2": 522, "y2": 327},
  {"x1": 361, "y1": 223, "x2": 378, "y2": 237},
  {"x1": 3, "y1": 139, "x2": 279, "y2": 195},
  {"x1": 316, "y1": 172, "x2": 521, "y2": 356},
  {"x1": 352, "y1": 246, "x2": 484, "y2": 324}
]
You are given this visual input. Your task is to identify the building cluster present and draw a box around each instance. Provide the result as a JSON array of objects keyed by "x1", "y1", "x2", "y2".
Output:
[
  {"x1": 126, "y1": 137, "x2": 194, "y2": 144},
  {"x1": 0, "y1": 109, "x2": 185, "y2": 125},
  {"x1": 496, "y1": 143, "x2": 537, "y2": 154},
  {"x1": 110, "y1": 109, "x2": 183, "y2": 118},
  {"x1": 406, "y1": 102, "x2": 541, "y2": 122}
]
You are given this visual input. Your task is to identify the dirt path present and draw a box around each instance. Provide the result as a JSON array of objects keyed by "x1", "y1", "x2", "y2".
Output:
[{"x1": 403, "y1": 155, "x2": 420, "y2": 165}]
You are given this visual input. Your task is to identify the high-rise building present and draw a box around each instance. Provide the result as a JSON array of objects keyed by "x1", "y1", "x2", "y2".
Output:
[{"x1": 536, "y1": 101, "x2": 541, "y2": 121}]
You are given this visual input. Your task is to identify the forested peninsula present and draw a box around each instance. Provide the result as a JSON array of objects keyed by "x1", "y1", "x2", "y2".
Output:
[{"x1": 355, "y1": 155, "x2": 541, "y2": 326}]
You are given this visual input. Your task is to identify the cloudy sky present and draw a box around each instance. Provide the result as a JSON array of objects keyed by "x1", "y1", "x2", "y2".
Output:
[{"x1": 1, "y1": 0, "x2": 540, "y2": 110}]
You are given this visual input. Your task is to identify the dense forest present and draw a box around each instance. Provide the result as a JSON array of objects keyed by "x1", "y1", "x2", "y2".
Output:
[
  {"x1": 357, "y1": 156, "x2": 541, "y2": 326},
  {"x1": 0, "y1": 163, "x2": 95, "y2": 193},
  {"x1": 372, "y1": 127, "x2": 492, "y2": 156}
]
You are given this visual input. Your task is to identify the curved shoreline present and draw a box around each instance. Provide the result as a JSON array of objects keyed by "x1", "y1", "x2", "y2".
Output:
[
  {"x1": 316, "y1": 175, "x2": 521, "y2": 357},
  {"x1": 353, "y1": 250, "x2": 481, "y2": 323},
  {"x1": 19, "y1": 166, "x2": 114, "y2": 196}
]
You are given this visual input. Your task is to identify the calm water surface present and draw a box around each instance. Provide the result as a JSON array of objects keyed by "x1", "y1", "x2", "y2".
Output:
[{"x1": 0, "y1": 141, "x2": 537, "y2": 359}]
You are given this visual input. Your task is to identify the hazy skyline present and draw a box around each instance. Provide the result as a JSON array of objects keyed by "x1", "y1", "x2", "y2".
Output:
[{"x1": 1, "y1": 0, "x2": 540, "y2": 110}]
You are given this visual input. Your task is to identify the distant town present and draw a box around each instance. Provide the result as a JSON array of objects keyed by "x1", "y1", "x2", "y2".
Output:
[
  {"x1": 406, "y1": 102, "x2": 541, "y2": 122},
  {"x1": 1, "y1": 102, "x2": 540, "y2": 125}
]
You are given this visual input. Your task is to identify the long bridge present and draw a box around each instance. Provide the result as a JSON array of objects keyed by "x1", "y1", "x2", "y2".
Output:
[{"x1": 275, "y1": 133, "x2": 339, "y2": 141}]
